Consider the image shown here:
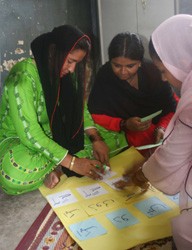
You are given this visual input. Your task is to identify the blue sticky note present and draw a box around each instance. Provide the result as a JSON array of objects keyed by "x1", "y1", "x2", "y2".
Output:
[
  {"x1": 134, "y1": 197, "x2": 171, "y2": 218},
  {"x1": 166, "y1": 193, "x2": 179, "y2": 205},
  {"x1": 106, "y1": 208, "x2": 139, "y2": 229},
  {"x1": 69, "y1": 218, "x2": 107, "y2": 241}
]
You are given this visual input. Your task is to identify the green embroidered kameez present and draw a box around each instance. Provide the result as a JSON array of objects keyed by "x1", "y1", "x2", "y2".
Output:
[
  {"x1": 0, "y1": 59, "x2": 68, "y2": 194},
  {"x1": 0, "y1": 58, "x2": 127, "y2": 195}
]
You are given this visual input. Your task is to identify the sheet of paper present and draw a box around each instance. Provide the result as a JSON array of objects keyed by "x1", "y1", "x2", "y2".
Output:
[
  {"x1": 81, "y1": 194, "x2": 120, "y2": 215},
  {"x1": 136, "y1": 140, "x2": 163, "y2": 150},
  {"x1": 98, "y1": 170, "x2": 117, "y2": 180},
  {"x1": 46, "y1": 190, "x2": 78, "y2": 208},
  {"x1": 76, "y1": 183, "x2": 108, "y2": 199},
  {"x1": 106, "y1": 208, "x2": 139, "y2": 229},
  {"x1": 141, "y1": 110, "x2": 162, "y2": 122},
  {"x1": 134, "y1": 197, "x2": 171, "y2": 218},
  {"x1": 104, "y1": 176, "x2": 125, "y2": 190},
  {"x1": 69, "y1": 218, "x2": 107, "y2": 240},
  {"x1": 40, "y1": 147, "x2": 179, "y2": 250}
]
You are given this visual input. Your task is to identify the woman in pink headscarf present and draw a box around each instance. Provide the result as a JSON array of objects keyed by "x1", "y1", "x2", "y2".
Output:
[{"x1": 116, "y1": 14, "x2": 192, "y2": 249}]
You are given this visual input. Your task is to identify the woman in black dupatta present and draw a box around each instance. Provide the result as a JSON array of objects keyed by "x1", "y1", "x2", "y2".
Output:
[
  {"x1": 31, "y1": 25, "x2": 110, "y2": 188},
  {"x1": 0, "y1": 25, "x2": 109, "y2": 195},
  {"x1": 88, "y1": 32, "x2": 178, "y2": 157}
]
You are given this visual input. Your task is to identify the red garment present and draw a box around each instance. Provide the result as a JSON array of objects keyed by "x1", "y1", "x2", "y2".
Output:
[
  {"x1": 91, "y1": 93, "x2": 179, "y2": 147},
  {"x1": 89, "y1": 60, "x2": 179, "y2": 147}
]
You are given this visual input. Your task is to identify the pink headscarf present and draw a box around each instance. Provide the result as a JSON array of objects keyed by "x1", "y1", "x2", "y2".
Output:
[
  {"x1": 143, "y1": 14, "x2": 192, "y2": 208},
  {"x1": 152, "y1": 14, "x2": 192, "y2": 136},
  {"x1": 152, "y1": 14, "x2": 192, "y2": 86}
]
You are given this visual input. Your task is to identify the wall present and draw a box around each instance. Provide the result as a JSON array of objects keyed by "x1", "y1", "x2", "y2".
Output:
[
  {"x1": 179, "y1": 0, "x2": 192, "y2": 14},
  {"x1": 0, "y1": 0, "x2": 99, "y2": 93},
  {"x1": 97, "y1": 0, "x2": 176, "y2": 64}
]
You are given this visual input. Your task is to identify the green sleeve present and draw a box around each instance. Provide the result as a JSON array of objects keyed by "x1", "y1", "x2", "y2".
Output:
[
  {"x1": 84, "y1": 103, "x2": 96, "y2": 129},
  {"x1": 6, "y1": 69, "x2": 67, "y2": 164}
]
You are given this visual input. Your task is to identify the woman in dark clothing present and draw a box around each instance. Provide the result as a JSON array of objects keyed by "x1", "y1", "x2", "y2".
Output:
[{"x1": 88, "y1": 32, "x2": 178, "y2": 155}]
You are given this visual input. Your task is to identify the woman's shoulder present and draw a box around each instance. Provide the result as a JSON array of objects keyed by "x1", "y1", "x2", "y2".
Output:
[
  {"x1": 10, "y1": 58, "x2": 36, "y2": 72},
  {"x1": 7, "y1": 58, "x2": 39, "y2": 82},
  {"x1": 141, "y1": 58, "x2": 159, "y2": 73},
  {"x1": 5, "y1": 58, "x2": 40, "y2": 89},
  {"x1": 97, "y1": 62, "x2": 111, "y2": 74}
]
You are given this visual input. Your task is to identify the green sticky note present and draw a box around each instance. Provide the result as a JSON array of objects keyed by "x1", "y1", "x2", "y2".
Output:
[{"x1": 141, "y1": 110, "x2": 162, "y2": 122}]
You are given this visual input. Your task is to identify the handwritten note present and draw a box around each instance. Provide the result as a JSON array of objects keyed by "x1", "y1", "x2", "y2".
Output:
[
  {"x1": 59, "y1": 203, "x2": 87, "y2": 222},
  {"x1": 81, "y1": 195, "x2": 120, "y2": 215},
  {"x1": 134, "y1": 197, "x2": 171, "y2": 218},
  {"x1": 119, "y1": 189, "x2": 147, "y2": 204},
  {"x1": 98, "y1": 170, "x2": 117, "y2": 180},
  {"x1": 46, "y1": 190, "x2": 77, "y2": 208},
  {"x1": 69, "y1": 218, "x2": 107, "y2": 240},
  {"x1": 77, "y1": 184, "x2": 108, "y2": 199},
  {"x1": 106, "y1": 208, "x2": 139, "y2": 229}
]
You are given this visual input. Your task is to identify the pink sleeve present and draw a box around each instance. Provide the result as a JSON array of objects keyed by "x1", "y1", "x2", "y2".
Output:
[
  {"x1": 142, "y1": 107, "x2": 192, "y2": 195},
  {"x1": 157, "y1": 93, "x2": 180, "y2": 129}
]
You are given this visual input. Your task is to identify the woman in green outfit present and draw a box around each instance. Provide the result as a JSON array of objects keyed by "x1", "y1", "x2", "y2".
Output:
[{"x1": 0, "y1": 25, "x2": 109, "y2": 195}]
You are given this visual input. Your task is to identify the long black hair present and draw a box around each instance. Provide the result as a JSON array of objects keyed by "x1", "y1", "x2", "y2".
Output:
[
  {"x1": 31, "y1": 25, "x2": 91, "y2": 157},
  {"x1": 108, "y1": 32, "x2": 144, "y2": 61},
  {"x1": 148, "y1": 38, "x2": 161, "y2": 62}
]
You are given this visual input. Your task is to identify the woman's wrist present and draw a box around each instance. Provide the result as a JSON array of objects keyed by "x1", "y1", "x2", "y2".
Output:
[
  {"x1": 60, "y1": 154, "x2": 74, "y2": 169},
  {"x1": 120, "y1": 119, "x2": 128, "y2": 132},
  {"x1": 88, "y1": 132, "x2": 104, "y2": 143},
  {"x1": 69, "y1": 156, "x2": 76, "y2": 171},
  {"x1": 132, "y1": 168, "x2": 149, "y2": 189},
  {"x1": 154, "y1": 126, "x2": 165, "y2": 134},
  {"x1": 135, "y1": 168, "x2": 148, "y2": 182}
]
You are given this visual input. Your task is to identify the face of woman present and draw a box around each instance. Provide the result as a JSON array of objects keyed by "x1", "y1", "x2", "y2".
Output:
[
  {"x1": 111, "y1": 57, "x2": 141, "y2": 81},
  {"x1": 153, "y1": 58, "x2": 182, "y2": 90},
  {"x1": 60, "y1": 49, "x2": 86, "y2": 77}
]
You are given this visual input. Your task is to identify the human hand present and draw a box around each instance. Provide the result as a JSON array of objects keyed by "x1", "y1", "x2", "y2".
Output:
[
  {"x1": 154, "y1": 127, "x2": 165, "y2": 143},
  {"x1": 115, "y1": 168, "x2": 149, "y2": 190},
  {"x1": 92, "y1": 140, "x2": 110, "y2": 167},
  {"x1": 129, "y1": 168, "x2": 149, "y2": 190},
  {"x1": 114, "y1": 161, "x2": 149, "y2": 191},
  {"x1": 124, "y1": 117, "x2": 151, "y2": 131},
  {"x1": 71, "y1": 157, "x2": 106, "y2": 180}
]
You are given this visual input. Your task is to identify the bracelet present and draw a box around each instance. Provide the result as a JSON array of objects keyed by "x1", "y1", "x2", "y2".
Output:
[
  {"x1": 89, "y1": 133, "x2": 103, "y2": 143},
  {"x1": 69, "y1": 156, "x2": 76, "y2": 171}
]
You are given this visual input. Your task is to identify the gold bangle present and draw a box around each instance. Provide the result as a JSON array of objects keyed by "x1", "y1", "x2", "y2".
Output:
[{"x1": 69, "y1": 156, "x2": 76, "y2": 171}]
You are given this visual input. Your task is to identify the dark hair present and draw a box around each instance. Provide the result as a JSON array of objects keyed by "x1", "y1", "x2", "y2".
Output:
[
  {"x1": 74, "y1": 36, "x2": 91, "y2": 54},
  {"x1": 47, "y1": 35, "x2": 90, "y2": 85},
  {"x1": 148, "y1": 38, "x2": 161, "y2": 62},
  {"x1": 108, "y1": 32, "x2": 144, "y2": 61}
]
